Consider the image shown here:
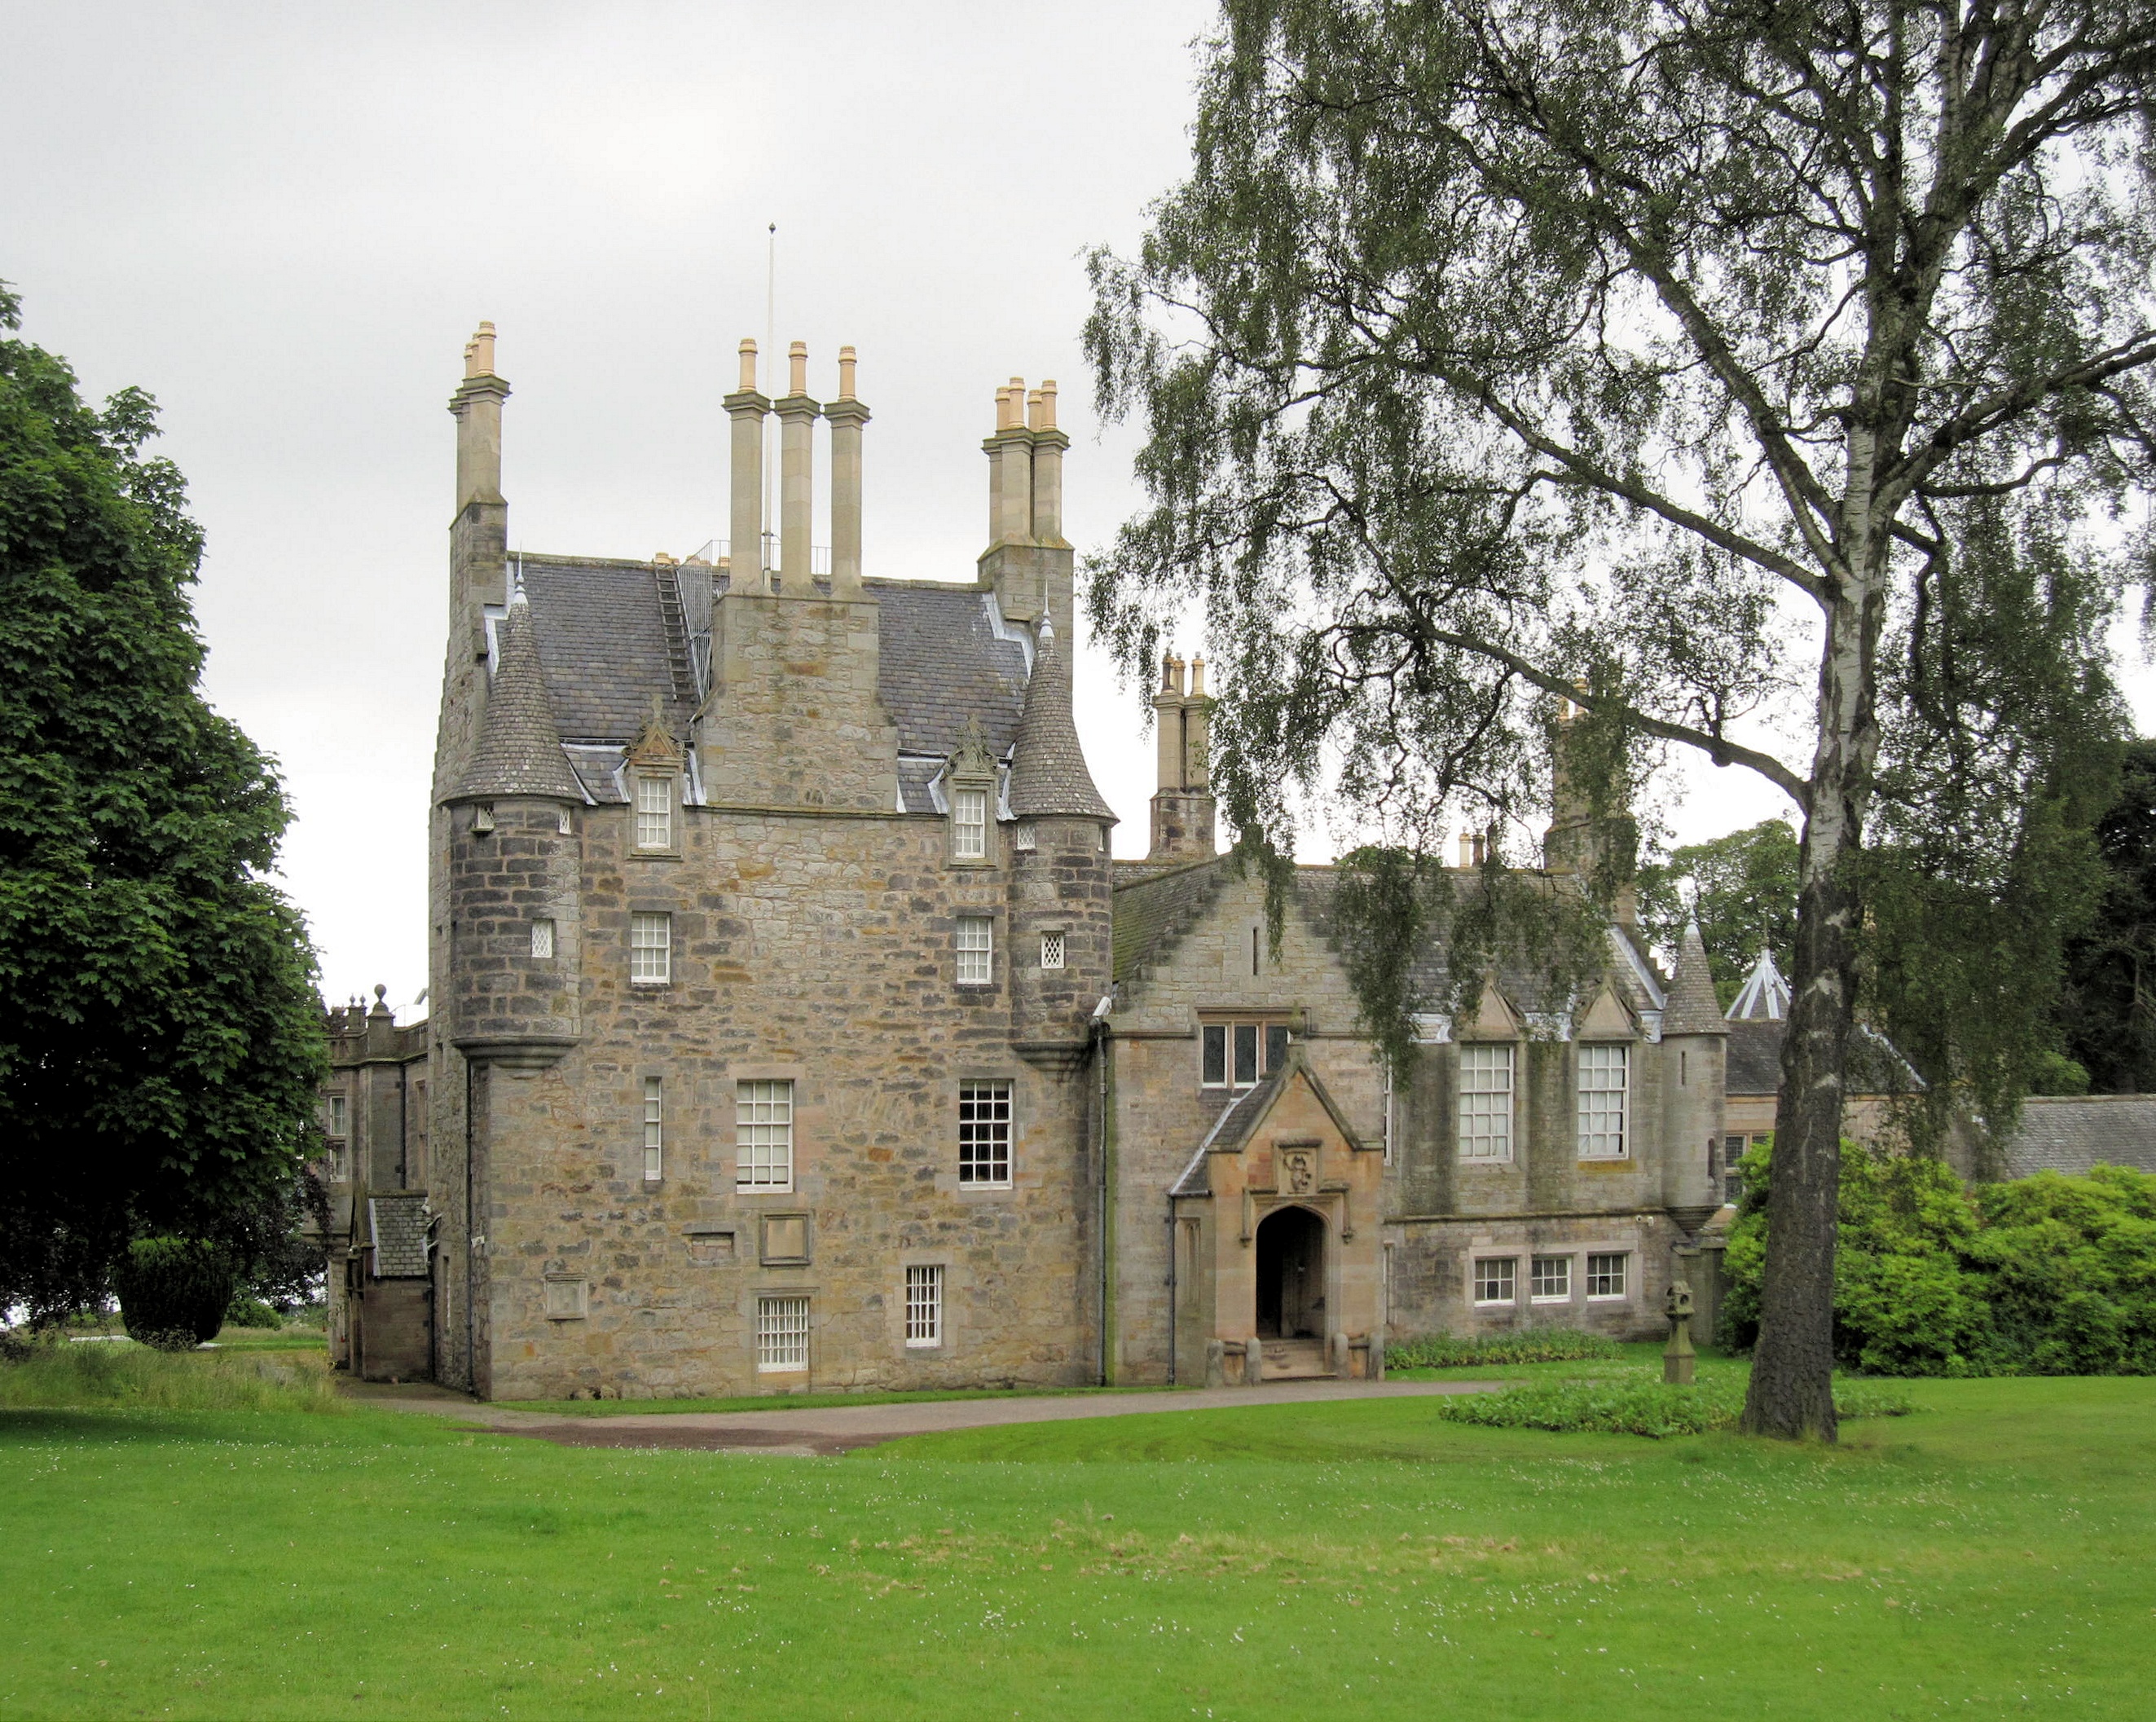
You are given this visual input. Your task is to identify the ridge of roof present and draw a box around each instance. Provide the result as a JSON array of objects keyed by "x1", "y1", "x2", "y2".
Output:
[
  {"x1": 1005, "y1": 621, "x2": 1115, "y2": 821},
  {"x1": 1663, "y1": 920, "x2": 1730, "y2": 1036},
  {"x1": 450, "y1": 589, "x2": 584, "y2": 803}
]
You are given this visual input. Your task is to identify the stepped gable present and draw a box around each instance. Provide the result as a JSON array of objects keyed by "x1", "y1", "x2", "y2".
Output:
[
  {"x1": 451, "y1": 587, "x2": 583, "y2": 802},
  {"x1": 1111, "y1": 854, "x2": 1231, "y2": 983},
  {"x1": 1007, "y1": 619, "x2": 1115, "y2": 821},
  {"x1": 1663, "y1": 921, "x2": 1730, "y2": 1036}
]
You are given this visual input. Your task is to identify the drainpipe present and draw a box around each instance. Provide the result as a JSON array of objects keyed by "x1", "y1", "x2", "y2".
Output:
[
  {"x1": 1165, "y1": 1205, "x2": 1177, "y2": 1387},
  {"x1": 464, "y1": 1055, "x2": 477, "y2": 1393},
  {"x1": 1092, "y1": 1009, "x2": 1113, "y2": 1387}
]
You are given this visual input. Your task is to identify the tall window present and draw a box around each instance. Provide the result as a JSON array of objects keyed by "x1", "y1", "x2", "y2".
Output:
[
  {"x1": 1531, "y1": 1255, "x2": 1571, "y2": 1301},
  {"x1": 1473, "y1": 1257, "x2": 1516, "y2": 1305},
  {"x1": 531, "y1": 918, "x2": 555, "y2": 959},
  {"x1": 642, "y1": 1077, "x2": 662, "y2": 1182},
  {"x1": 956, "y1": 915, "x2": 993, "y2": 985},
  {"x1": 757, "y1": 1294, "x2": 810, "y2": 1372},
  {"x1": 1577, "y1": 1044, "x2": 1629, "y2": 1157},
  {"x1": 737, "y1": 1080, "x2": 794, "y2": 1190},
  {"x1": 635, "y1": 776, "x2": 671, "y2": 849},
  {"x1": 1586, "y1": 1253, "x2": 1629, "y2": 1299},
  {"x1": 1458, "y1": 1043, "x2": 1515, "y2": 1160},
  {"x1": 1200, "y1": 1020, "x2": 1291, "y2": 1089},
  {"x1": 630, "y1": 911, "x2": 671, "y2": 984},
  {"x1": 905, "y1": 1264, "x2": 944, "y2": 1346},
  {"x1": 952, "y1": 788, "x2": 988, "y2": 860},
  {"x1": 959, "y1": 1081, "x2": 1013, "y2": 1187},
  {"x1": 327, "y1": 1094, "x2": 347, "y2": 1138},
  {"x1": 326, "y1": 1095, "x2": 350, "y2": 1181}
]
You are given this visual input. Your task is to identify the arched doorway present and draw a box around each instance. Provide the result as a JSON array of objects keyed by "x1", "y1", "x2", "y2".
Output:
[{"x1": 1254, "y1": 1206, "x2": 1327, "y2": 1340}]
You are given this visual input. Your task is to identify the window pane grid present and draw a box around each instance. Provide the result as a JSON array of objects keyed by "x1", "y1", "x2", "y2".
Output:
[
  {"x1": 630, "y1": 912, "x2": 671, "y2": 984},
  {"x1": 1531, "y1": 1254, "x2": 1570, "y2": 1300},
  {"x1": 635, "y1": 776, "x2": 671, "y2": 848},
  {"x1": 1586, "y1": 1253, "x2": 1628, "y2": 1298},
  {"x1": 643, "y1": 1077, "x2": 662, "y2": 1182},
  {"x1": 737, "y1": 1080, "x2": 794, "y2": 1190},
  {"x1": 1577, "y1": 1043, "x2": 1629, "y2": 1157},
  {"x1": 1458, "y1": 1043, "x2": 1514, "y2": 1160},
  {"x1": 953, "y1": 789, "x2": 987, "y2": 859},
  {"x1": 905, "y1": 1264, "x2": 943, "y2": 1346},
  {"x1": 957, "y1": 916, "x2": 992, "y2": 985},
  {"x1": 959, "y1": 1081, "x2": 1012, "y2": 1187},
  {"x1": 1473, "y1": 1257, "x2": 1516, "y2": 1304},
  {"x1": 757, "y1": 1295, "x2": 809, "y2": 1371},
  {"x1": 531, "y1": 918, "x2": 555, "y2": 959}
]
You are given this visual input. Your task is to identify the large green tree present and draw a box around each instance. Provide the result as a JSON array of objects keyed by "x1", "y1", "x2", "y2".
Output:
[
  {"x1": 1639, "y1": 819, "x2": 1802, "y2": 1004},
  {"x1": 2057, "y1": 738, "x2": 2156, "y2": 1092},
  {"x1": 1087, "y1": 0, "x2": 2154, "y2": 1437},
  {"x1": 0, "y1": 284, "x2": 325, "y2": 1325}
]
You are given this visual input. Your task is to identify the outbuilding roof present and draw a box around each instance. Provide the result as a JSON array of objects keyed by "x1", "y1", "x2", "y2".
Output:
[{"x1": 2000, "y1": 1095, "x2": 2156, "y2": 1178}]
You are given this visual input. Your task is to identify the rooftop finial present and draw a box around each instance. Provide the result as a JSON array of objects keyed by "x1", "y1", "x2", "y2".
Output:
[
  {"x1": 737, "y1": 337, "x2": 759, "y2": 393},
  {"x1": 837, "y1": 345, "x2": 857, "y2": 400}
]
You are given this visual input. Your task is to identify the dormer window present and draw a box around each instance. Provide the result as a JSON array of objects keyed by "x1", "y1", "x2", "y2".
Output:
[
  {"x1": 953, "y1": 788, "x2": 988, "y2": 861},
  {"x1": 635, "y1": 776, "x2": 672, "y2": 849}
]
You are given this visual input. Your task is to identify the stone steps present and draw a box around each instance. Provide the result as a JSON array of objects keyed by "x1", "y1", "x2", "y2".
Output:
[{"x1": 1258, "y1": 1337, "x2": 1334, "y2": 1380}]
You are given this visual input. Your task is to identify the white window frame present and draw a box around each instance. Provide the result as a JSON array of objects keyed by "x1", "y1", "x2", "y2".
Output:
[
  {"x1": 1472, "y1": 1256, "x2": 1516, "y2": 1306},
  {"x1": 1040, "y1": 931, "x2": 1065, "y2": 971},
  {"x1": 1586, "y1": 1252, "x2": 1629, "y2": 1300},
  {"x1": 952, "y1": 787, "x2": 988, "y2": 861},
  {"x1": 956, "y1": 915, "x2": 993, "y2": 986},
  {"x1": 531, "y1": 918, "x2": 555, "y2": 959},
  {"x1": 642, "y1": 1076, "x2": 663, "y2": 1182},
  {"x1": 736, "y1": 1080, "x2": 794, "y2": 1191},
  {"x1": 1457, "y1": 1042, "x2": 1515, "y2": 1162},
  {"x1": 756, "y1": 1294, "x2": 810, "y2": 1372},
  {"x1": 958, "y1": 1080, "x2": 1013, "y2": 1188},
  {"x1": 630, "y1": 911, "x2": 671, "y2": 984},
  {"x1": 904, "y1": 1264, "x2": 944, "y2": 1347},
  {"x1": 328, "y1": 1139, "x2": 351, "y2": 1182},
  {"x1": 327, "y1": 1094, "x2": 348, "y2": 1138},
  {"x1": 1576, "y1": 1042, "x2": 1630, "y2": 1159},
  {"x1": 1530, "y1": 1254, "x2": 1572, "y2": 1301},
  {"x1": 635, "y1": 775, "x2": 672, "y2": 850}
]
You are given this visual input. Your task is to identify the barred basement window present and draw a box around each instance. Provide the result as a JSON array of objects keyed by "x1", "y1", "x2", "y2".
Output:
[
  {"x1": 629, "y1": 911, "x2": 671, "y2": 984},
  {"x1": 531, "y1": 918, "x2": 555, "y2": 959},
  {"x1": 1458, "y1": 1043, "x2": 1515, "y2": 1161},
  {"x1": 642, "y1": 1077, "x2": 662, "y2": 1182},
  {"x1": 1531, "y1": 1255, "x2": 1571, "y2": 1301},
  {"x1": 956, "y1": 915, "x2": 993, "y2": 985},
  {"x1": 736, "y1": 1080, "x2": 794, "y2": 1191},
  {"x1": 905, "y1": 1264, "x2": 944, "y2": 1346},
  {"x1": 952, "y1": 788, "x2": 988, "y2": 860},
  {"x1": 1586, "y1": 1252, "x2": 1629, "y2": 1299},
  {"x1": 635, "y1": 775, "x2": 671, "y2": 849},
  {"x1": 757, "y1": 1294, "x2": 809, "y2": 1371},
  {"x1": 1040, "y1": 931, "x2": 1065, "y2": 970},
  {"x1": 1576, "y1": 1043, "x2": 1630, "y2": 1158},
  {"x1": 1473, "y1": 1257, "x2": 1516, "y2": 1306},
  {"x1": 958, "y1": 1080, "x2": 1013, "y2": 1187}
]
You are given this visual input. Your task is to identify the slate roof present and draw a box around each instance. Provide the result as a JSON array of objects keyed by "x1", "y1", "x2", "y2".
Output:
[
  {"x1": 1111, "y1": 855, "x2": 1232, "y2": 983},
  {"x1": 1723, "y1": 1019, "x2": 1921, "y2": 1098},
  {"x1": 451, "y1": 589, "x2": 584, "y2": 802},
  {"x1": 1007, "y1": 623, "x2": 1115, "y2": 821},
  {"x1": 520, "y1": 556, "x2": 684, "y2": 742},
  {"x1": 367, "y1": 1193, "x2": 430, "y2": 1279},
  {"x1": 1168, "y1": 1054, "x2": 1366, "y2": 1196},
  {"x1": 2000, "y1": 1097, "x2": 2156, "y2": 1179},
  {"x1": 1663, "y1": 922, "x2": 1729, "y2": 1037},
  {"x1": 872, "y1": 580, "x2": 1031, "y2": 761}
]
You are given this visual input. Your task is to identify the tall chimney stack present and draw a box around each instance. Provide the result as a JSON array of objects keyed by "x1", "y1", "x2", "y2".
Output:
[
  {"x1": 725, "y1": 338, "x2": 770, "y2": 586},
  {"x1": 825, "y1": 346, "x2": 869, "y2": 596},
  {"x1": 1029, "y1": 380, "x2": 1067, "y2": 544},
  {"x1": 775, "y1": 340, "x2": 820, "y2": 588},
  {"x1": 450, "y1": 320, "x2": 508, "y2": 514},
  {"x1": 1146, "y1": 650, "x2": 1217, "y2": 862}
]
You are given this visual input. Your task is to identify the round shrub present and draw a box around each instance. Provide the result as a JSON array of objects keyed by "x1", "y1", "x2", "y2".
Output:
[
  {"x1": 223, "y1": 1296, "x2": 284, "y2": 1330},
  {"x1": 113, "y1": 1238, "x2": 233, "y2": 1350}
]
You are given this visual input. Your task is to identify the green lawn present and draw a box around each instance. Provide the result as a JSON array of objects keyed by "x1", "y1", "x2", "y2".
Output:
[{"x1": 2, "y1": 1363, "x2": 2149, "y2": 1720}]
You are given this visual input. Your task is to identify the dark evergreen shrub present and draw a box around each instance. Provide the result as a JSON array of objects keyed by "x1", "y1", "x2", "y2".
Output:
[
  {"x1": 223, "y1": 1296, "x2": 283, "y2": 1330},
  {"x1": 113, "y1": 1238, "x2": 232, "y2": 1350}
]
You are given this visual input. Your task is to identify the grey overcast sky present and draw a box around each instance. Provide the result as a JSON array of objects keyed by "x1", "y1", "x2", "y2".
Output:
[{"x1": 17, "y1": 2, "x2": 2121, "y2": 1015}]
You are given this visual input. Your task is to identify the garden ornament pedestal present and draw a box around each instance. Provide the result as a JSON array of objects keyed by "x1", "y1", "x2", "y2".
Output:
[{"x1": 1663, "y1": 1278, "x2": 1696, "y2": 1385}]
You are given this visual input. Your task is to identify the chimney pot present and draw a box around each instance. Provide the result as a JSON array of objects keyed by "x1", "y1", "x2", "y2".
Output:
[
  {"x1": 738, "y1": 337, "x2": 759, "y2": 393},
  {"x1": 837, "y1": 345, "x2": 857, "y2": 400},
  {"x1": 788, "y1": 340, "x2": 807, "y2": 397},
  {"x1": 1027, "y1": 388, "x2": 1045, "y2": 432},
  {"x1": 1038, "y1": 379, "x2": 1058, "y2": 430},
  {"x1": 1188, "y1": 655, "x2": 1207, "y2": 697},
  {"x1": 468, "y1": 322, "x2": 497, "y2": 378}
]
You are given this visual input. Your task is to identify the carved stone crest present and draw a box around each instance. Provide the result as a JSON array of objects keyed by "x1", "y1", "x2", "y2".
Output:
[{"x1": 1276, "y1": 1142, "x2": 1319, "y2": 1195}]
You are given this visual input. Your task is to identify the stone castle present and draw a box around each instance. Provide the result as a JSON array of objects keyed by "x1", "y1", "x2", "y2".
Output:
[{"x1": 321, "y1": 324, "x2": 1734, "y2": 1396}]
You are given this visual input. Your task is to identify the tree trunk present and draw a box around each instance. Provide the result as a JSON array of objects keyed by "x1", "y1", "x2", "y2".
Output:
[{"x1": 1741, "y1": 575, "x2": 1875, "y2": 1442}]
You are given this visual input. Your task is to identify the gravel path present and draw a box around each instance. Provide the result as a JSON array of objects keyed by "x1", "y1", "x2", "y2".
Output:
[{"x1": 350, "y1": 1377, "x2": 1505, "y2": 1456}]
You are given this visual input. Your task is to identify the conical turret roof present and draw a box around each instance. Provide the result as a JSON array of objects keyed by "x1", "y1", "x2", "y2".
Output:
[
  {"x1": 1663, "y1": 919, "x2": 1729, "y2": 1036},
  {"x1": 1727, "y1": 947, "x2": 1792, "y2": 1020},
  {"x1": 1007, "y1": 619, "x2": 1115, "y2": 821},
  {"x1": 451, "y1": 588, "x2": 584, "y2": 802}
]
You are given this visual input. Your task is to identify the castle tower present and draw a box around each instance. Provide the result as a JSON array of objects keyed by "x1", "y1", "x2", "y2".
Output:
[
  {"x1": 1006, "y1": 616, "x2": 1116, "y2": 1072},
  {"x1": 1542, "y1": 692, "x2": 1639, "y2": 922},
  {"x1": 1146, "y1": 653, "x2": 1217, "y2": 863}
]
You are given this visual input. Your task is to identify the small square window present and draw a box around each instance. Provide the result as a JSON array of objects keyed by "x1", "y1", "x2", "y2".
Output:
[
  {"x1": 1040, "y1": 931, "x2": 1065, "y2": 971},
  {"x1": 952, "y1": 788, "x2": 988, "y2": 861},
  {"x1": 1201, "y1": 1024, "x2": 1227, "y2": 1087},
  {"x1": 642, "y1": 1076, "x2": 662, "y2": 1182},
  {"x1": 1473, "y1": 1257, "x2": 1516, "y2": 1306},
  {"x1": 905, "y1": 1263, "x2": 944, "y2": 1347},
  {"x1": 531, "y1": 918, "x2": 556, "y2": 959},
  {"x1": 630, "y1": 911, "x2": 671, "y2": 984},
  {"x1": 959, "y1": 1081, "x2": 1013, "y2": 1187},
  {"x1": 957, "y1": 915, "x2": 993, "y2": 985},
  {"x1": 1530, "y1": 1255, "x2": 1571, "y2": 1301},
  {"x1": 757, "y1": 1294, "x2": 809, "y2": 1371},
  {"x1": 1012, "y1": 821, "x2": 1036, "y2": 852},
  {"x1": 635, "y1": 776, "x2": 671, "y2": 849},
  {"x1": 737, "y1": 1080, "x2": 794, "y2": 1191},
  {"x1": 1586, "y1": 1253, "x2": 1629, "y2": 1299},
  {"x1": 761, "y1": 1213, "x2": 809, "y2": 1264},
  {"x1": 557, "y1": 808, "x2": 573, "y2": 835}
]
